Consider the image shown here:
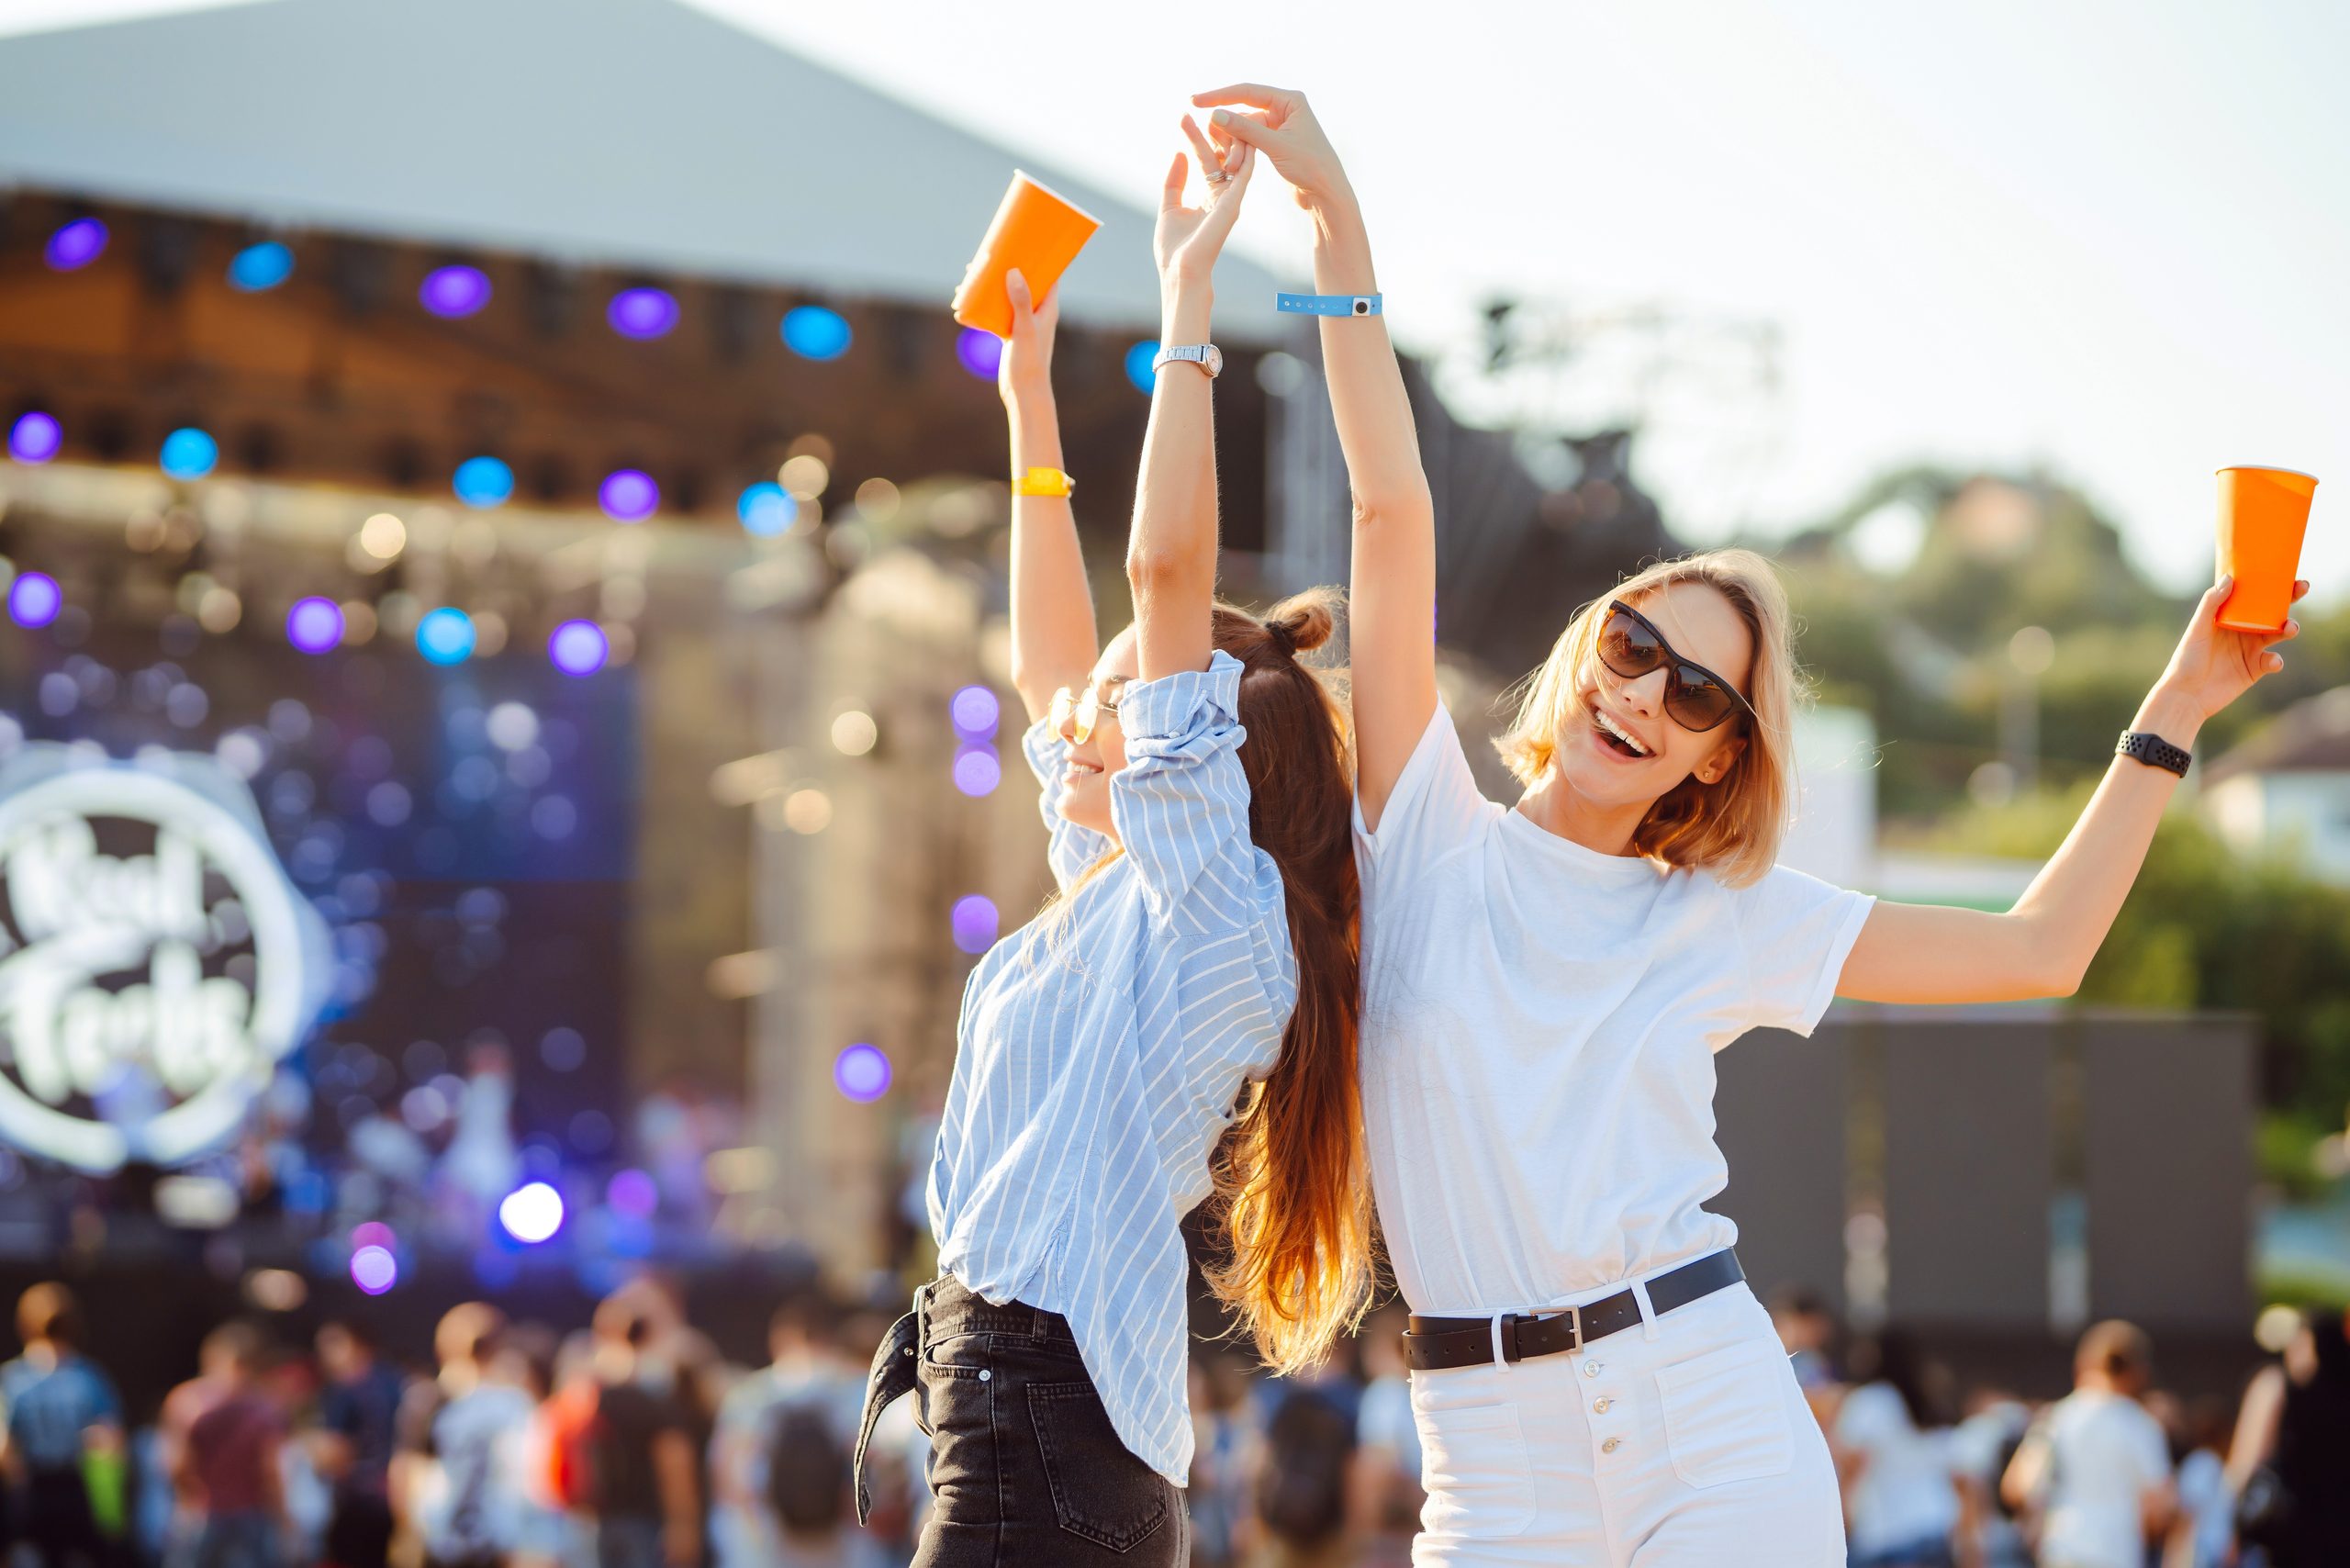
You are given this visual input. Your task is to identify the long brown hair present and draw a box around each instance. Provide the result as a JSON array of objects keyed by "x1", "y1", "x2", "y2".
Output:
[{"x1": 1198, "y1": 587, "x2": 1371, "y2": 1373}]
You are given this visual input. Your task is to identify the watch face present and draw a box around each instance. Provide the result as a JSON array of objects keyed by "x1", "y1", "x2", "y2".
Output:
[{"x1": 1203, "y1": 344, "x2": 1225, "y2": 377}]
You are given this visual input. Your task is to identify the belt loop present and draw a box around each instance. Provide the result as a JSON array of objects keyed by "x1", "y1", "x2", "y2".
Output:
[
  {"x1": 1488, "y1": 1312, "x2": 1514, "y2": 1372},
  {"x1": 1629, "y1": 1276, "x2": 1662, "y2": 1342}
]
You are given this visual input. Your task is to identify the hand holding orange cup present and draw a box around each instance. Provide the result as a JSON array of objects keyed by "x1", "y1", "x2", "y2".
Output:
[
  {"x1": 953, "y1": 172, "x2": 1102, "y2": 339},
  {"x1": 2214, "y1": 465, "x2": 2319, "y2": 633}
]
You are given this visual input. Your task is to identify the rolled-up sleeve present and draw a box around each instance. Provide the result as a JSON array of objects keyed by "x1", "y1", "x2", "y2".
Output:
[
  {"x1": 1023, "y1": 716, "x2": 1117, "y2": 891},
  {"x1": 1110, "y1": 650, "x2": 1260, "y2": 931}
]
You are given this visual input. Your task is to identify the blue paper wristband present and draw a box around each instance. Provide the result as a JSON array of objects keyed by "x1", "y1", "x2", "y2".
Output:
[{"x1": 1277, "y1": 292, "x2": 1382, "y2": 318}]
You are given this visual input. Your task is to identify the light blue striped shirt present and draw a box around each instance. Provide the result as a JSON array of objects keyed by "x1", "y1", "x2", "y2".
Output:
[{"x1": 927, "y1": 649, "x2": 1297, "y2": 1485}]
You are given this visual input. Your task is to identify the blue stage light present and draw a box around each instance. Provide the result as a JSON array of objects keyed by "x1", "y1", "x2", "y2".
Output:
[
  {"x1": 453, "y1": 456, "x2": 514, "y2": 508},
  {"x1": 415, "y1": 607, "x2": 476, "y2": 666},
  {"x1": 228, "y1": 241, "x2": 294, "y2": 292},
  {"x1": 1125, "y1": 341, "x2": 1160, "y2": 393},
  {"x1": 738, "y1": 481, "x2": 793, "y2": 537},
  {"x1": 782, "y1": 306, "x2": 852, "y2": 361},
  {"x1": 45, "y1": 218, "x2": 106, "y2": 271},
  {"x1": 160, "y1": 428, "x2": 218, "y2": 479}
]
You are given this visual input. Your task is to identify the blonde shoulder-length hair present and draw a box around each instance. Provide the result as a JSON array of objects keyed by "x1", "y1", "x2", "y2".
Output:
[{"x1": 1494, "y1": 548, "x2": 1801, "y2": 890}]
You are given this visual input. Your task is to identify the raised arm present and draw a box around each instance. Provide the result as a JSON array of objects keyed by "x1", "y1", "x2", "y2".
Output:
[
  {"x1": 1127, "y1": 123, "x2": 1256, "y2": 682},
  {"x1": 1196, "y1": 85, "x2": 1436, "y2": 827},
  {"x1": 1838, "y1": 575, "x2": 2306, "y2": 1002},
  {"x1": 999, "y1": 269, "x2": 1097, "y2": 722}
]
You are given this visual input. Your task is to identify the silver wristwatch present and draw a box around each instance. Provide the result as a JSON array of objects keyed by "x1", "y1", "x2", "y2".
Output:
[{"x1": 1150, "y1": 342, "x2": 1224, "y2": 379}]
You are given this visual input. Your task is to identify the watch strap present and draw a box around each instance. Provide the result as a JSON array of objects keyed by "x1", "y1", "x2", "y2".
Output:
[
  {"x1": 1278, "y1": 292, "x2": 1383, "y2": 318},
  {"x1": 1012, "y1": 466, "x2": 1073, "y2": 498},
  {"x1": 1150, "y1": 343, "x2": 1219, "y2": 378},
  {"x1": 2116, "y1": 730, "x2": 2191, "y2": 778}
]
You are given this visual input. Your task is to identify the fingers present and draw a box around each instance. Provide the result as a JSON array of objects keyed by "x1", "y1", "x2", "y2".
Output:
[
  {"x1": 1005, "y1": 266, "x2": 1032, "y2": 312},
  {"x1": 1180, "y1": 114, "x2": 1218, "y2": 174},
  {"x1": 2291, "y1": 577, "x2": 2311, "y2": 602},
  {"x1": 1159, "y1": 150, "x2": 1187, "y2": 213},
  {"x1": 1207, "y1": 107, "x2": 1284, "y2": 151},
  {"x1": 1194, "y1": 144, "x2": 1256, "y2": 242},
  {"x1": 1192, "y1": 83, "x2": 1300, "y2": 118}
]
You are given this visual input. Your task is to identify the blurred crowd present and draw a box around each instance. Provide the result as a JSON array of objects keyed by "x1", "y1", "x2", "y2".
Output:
[{"x1": 0, "y1": 1277, "x2": 2342, "y2": 1568}]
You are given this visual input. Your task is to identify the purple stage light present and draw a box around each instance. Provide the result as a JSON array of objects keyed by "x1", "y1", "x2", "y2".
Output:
[
  {"x1": 498, "y1": 1182, "x2": 565, "y2": 1244},
  {"x1": 608, "y1": 287, "x2": 679, "y2": 340},
  {"x1": 834, "y1": 1044, "x2": 892, "y2": 1103},
  {"x1": 351, "y1": 1221, "x2": 396, "y2": 1252},
  {"x1": 286, "y1": 597, "x2": 343, "y2": 654},
  {"x1": 608, "y1": 1169, "x2": 658, "y2": 1218},
  {"x1": 950, "y1": 684, "x2": 1000, "y2": 739},
  {"x1": 952, "y1": 745, "x2": 1002, "y2": 798},
  {"x1": 9, "y1": 411, "x2": 62, "y2": 464},
  {"x1": 350, "y1": 1244, "x2": 398, "y2": 1294},
  {"x1": 45, "y1": 218, "x2": 107, "y2": 271},
  {"x1": 548, "y1": 620, "x2": 609, "y2": 677},
  {"x1": 7, "y1": 573, "x2": 62, "y2": 630},
  {"x1": 951, "y1": 894, "x2": 999, "y2": 956},
  {"x1": 956, "y1": 327, "x2": 1002, "y2": 380},
  {"x1": 598, "y1": 469, "x2": 658, "y2": 522},
  {"x1": 420, "y1": 264, "x2": 491, "y2": 319}
]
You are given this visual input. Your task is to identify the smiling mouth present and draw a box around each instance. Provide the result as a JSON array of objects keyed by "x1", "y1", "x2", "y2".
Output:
[
  {"x1": 1063, "y1": 756, "x2": 1104, "y2": 778},
  {"x1": 1590, "y1": 704, "x2": 1651, "y2": 758}
]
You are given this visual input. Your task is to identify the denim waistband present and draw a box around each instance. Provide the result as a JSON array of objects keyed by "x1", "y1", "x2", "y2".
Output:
[{"x1": 921, "y1": 1272, "x2": 1079, "y2": 1348}]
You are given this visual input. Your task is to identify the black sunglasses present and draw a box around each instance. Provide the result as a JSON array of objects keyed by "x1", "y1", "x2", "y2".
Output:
[{"x1": 1595, "y1": 599, "x2": 1757, "y2": 735}]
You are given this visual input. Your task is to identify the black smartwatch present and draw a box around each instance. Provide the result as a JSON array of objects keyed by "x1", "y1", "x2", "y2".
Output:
[{"x1": 2116, "y1": 731, "x2": 2191, "y2": 778}]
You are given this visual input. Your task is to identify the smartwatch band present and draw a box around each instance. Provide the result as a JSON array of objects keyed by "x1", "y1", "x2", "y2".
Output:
[
  {"x1": 1277, "y1": 292, "x2": 1382, "y2": 318},
  {"x1": 1013, "y1": 466, "x2": 1073, "y2": 498},
  {"x1": 2116, "y1": 730, "x2": 2191, "y2": 778}
]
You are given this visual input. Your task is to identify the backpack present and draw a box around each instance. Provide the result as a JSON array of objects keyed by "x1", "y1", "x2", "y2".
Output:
[
  {"x1": 1254, "y1": 1387, "x2": 1353, "y2": 1546},
  {"x1": 765, "y1": 1401, "x2": 849, "y2": 1535}
]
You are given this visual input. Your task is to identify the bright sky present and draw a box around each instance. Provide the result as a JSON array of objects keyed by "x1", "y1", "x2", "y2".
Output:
[{"x1": 7, "y1": 0, "x2": 2346, "y2": 594}]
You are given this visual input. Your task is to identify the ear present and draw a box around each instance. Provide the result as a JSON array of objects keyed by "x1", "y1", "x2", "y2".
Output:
[{"x1": 1695, "y1": 733, "x2": 1747, "y2": 786}]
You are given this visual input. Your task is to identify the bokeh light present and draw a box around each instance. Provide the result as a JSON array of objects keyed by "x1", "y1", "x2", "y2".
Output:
[
  {"x1": 498, "y1": 1182, "x2": 565, "y2": 1244},
  {"x1": 420, "y1": 264, "x2": 491, "y2": 318},
  {"x1": 350, "y1": 1245, "x2": 397, "y2": 1294},
  {"x1": 7, "y1": 573, "x2": 62, "y2": 630},
  {"x1": 415, "y1": 607, "x2": 477, "y2": 666},
  {"x1": 45, "y1": 218, "x2": 107, "y2": 271},
  {"x1": 160, "y1": 427, "x2": 218, "y2": 479},
  {"x1": 453, "y1": 455, "x2": 514, "y2": 508},
  {"x1": 738, "y1": 481, "x2": 793, "y2": 537},
  {"x1": 9, "y1": 411, "x2": 62, "y2": 464},
  {"x1": 608, "y1": 287, "x2": 680, "y2": 340},
  {"x1": 782, "y1": 305, "x2": 852, "y2": 361},
  {"x1": 951, "y1": 894, "x2": 999, "y2": 956},
  {"x1": 952, "y1": 745, "x2": 1002, "y2": 797},
  {"x1": 1125, "y1": 340, "x2": 1160, "y2": 393},
  {"x1": 834, "y1": 1043, "x2": 892, "y2": 1103},
  {"x1": 599, "y1": 469, "x2": 658, "y2": 522},
  {"x1": 548, "y1": 620, "x2": 609, "y2": 677},
  {"x1": 950, "y1": 684, "x2": 1001, "y2": 739},
  {"x1": 351, "y1": 1221, "x2": 396, "y2": 1251},
  {"x1": 228, "y1": 241, "x2": 294, "y2": 291},
  {"x1": 608, "y1": 1169, "x2": 659, "y2": 1218},
  {"x1": 956, "y1": 326, "x2": 1002, "y2": 380},
  {"x1": 285, "y1": 597, "x2": 343, "y2": 654}
]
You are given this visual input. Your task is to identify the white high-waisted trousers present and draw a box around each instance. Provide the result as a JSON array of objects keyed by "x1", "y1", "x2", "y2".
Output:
[{"x1": 1408, "y1": 1280, "x2": 1844, "y2": 1566}]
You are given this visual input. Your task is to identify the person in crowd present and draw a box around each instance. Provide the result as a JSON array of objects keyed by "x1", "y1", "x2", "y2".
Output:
[
  {"x1": 169, "y1": 1323, "x2": 288, "y2": 1568},
  {"x1": 1248, "y1": 1360, "x2": 1359, "y2": 1568},
  {"x1": 1186, "y1": 1354, "x2": 1258, "y2": 1568},
  {"x1": 855, "y1": 107, "x2": 1369, "y2": 1568},
  {"x1": 0, "y1": 1283, "x2": 123, "y2": 1568},
  {"x1": 1831, "y1": 1330, "x2": 1962, "y2": 1568},
  {"x1": 1948, "y1": 1384, "x2": 2034, "y2": 1568},
  {"x1": 2002, "y1": 1320, "x2": 2175, "y2": 1568},
  {"x1": 2225, "y1": 1305, "x2": 2350, "y2": 1567},
  {"x1": 312, "y1": 1319, "x2": 408, "y2": 1568},
  {"x1": 1771, "y1": 1287, "x2": 1842, "y2": 1398},
  {"x1": 394, "y1": 1302, "x2": 536, "y2": 1568},
  {"x1": 2162, "y1": 1397, "x2": 2232, "y2": 1568},
  {"x1": 1198, "y1": 74, "x2": 2303, "y2": 1566},
  {"x1": 711, "y1": 1294, "x2": 863, "y2": 1568},
  {"x1": 584, "y1": 1295, "x2": 699, "y2": 1568},
  {"x1": 1351, "y1": 1307, "x2": 1423, "y2": 1568}
]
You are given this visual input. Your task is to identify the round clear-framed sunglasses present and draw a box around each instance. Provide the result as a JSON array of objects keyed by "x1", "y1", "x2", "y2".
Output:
[
  {"x1": 1048, "y1": 678, "x2": 1127, "y2": 745},
  {"x1": 1595, "y1": 599, "x2": 1757, "y2": 734}
]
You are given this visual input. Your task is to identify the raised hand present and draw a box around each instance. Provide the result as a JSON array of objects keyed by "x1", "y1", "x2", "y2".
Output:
[
  {"x1": 998, "y1": 266, "x2": 1058, "y2": 409},
  {"x1": 1191, "y1": 84, "x2": 1352, "y2": 212},
  {"x1": 2156, "y1": 574, "x2": 2308, "y2": 722},
  {"x1": 1155, "y1": 118, "x2": 1255, "y2": 288}
]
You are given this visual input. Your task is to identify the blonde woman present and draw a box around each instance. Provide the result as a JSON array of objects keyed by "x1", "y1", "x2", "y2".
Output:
[{"x1": 1201, "y1": 83, "x2": 2306, "y2": 1567}]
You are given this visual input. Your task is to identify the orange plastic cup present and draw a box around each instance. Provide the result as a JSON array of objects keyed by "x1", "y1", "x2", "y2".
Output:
[
  {"x1": 952, "y1": 171, "x2": 1102, "y2": 340},
  {"x1": 2214, "y1": 465, "x2": 2319, "y2": 633}
]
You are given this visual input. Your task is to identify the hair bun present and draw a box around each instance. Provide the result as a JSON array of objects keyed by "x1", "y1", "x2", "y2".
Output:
[{"x1": 1264, "y1": 586, "x2": 1341, "y2": 656}]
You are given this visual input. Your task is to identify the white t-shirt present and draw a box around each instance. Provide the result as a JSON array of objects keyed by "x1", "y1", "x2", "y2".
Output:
[
  {"x1": 2031, "y1": 1389, "x2": 2171, "y2": 1568},
  {"x1": 1833, "y1": 1382, "x2": 1960, "y2": 1553},
  {"x1": 1355, "y1": 704, "x2": 1875, "y2": 1314}
]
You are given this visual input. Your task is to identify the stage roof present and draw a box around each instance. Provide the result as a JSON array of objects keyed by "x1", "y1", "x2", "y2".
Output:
[{"x1": 0, "y1": 0, "x2": 1288, "y2": 339}]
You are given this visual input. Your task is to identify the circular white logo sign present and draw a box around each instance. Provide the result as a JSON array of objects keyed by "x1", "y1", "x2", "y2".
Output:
[{"x1": 0, "y1": 756, "x2": 323, "y2": 1172}]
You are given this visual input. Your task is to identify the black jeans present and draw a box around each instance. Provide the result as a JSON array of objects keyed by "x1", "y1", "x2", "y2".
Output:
[{"x1": 856, "y1": 1275, "x2": 1187, "y2": 1567}]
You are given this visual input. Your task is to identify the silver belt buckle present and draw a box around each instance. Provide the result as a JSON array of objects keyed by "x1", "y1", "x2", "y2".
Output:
[{"x1": 1563, "y1": 1303, "x2": 1583, "y2": 1352}]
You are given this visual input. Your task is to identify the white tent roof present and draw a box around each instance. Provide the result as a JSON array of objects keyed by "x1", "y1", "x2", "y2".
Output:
[{"x1": 0, "y1": 0, "x2": 1286, "y2": 338}]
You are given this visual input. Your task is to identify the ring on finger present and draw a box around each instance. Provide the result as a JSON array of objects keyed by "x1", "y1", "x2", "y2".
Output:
[{"x1": 1203, "y1": 169, "x2": 1231, "y2": 185}]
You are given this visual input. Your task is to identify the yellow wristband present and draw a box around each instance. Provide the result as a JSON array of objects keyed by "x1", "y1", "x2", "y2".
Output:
[{"x1": 1013, "y1": 466, "x2": 1074, "y2": 498}]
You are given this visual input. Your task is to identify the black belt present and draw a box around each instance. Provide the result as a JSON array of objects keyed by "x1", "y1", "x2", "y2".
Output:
[{"x1": 1404, "y1": 1249, "x2": 1745, "y2": 1372}]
